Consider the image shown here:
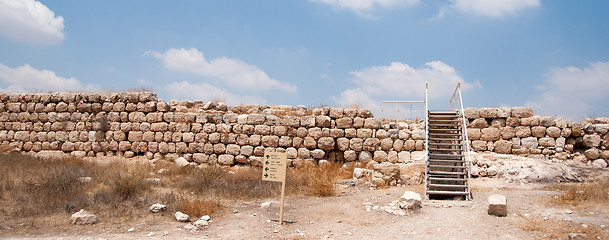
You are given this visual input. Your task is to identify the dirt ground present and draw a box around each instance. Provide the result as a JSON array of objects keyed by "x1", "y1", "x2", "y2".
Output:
[{"x1": 1, "y1": 178, "x2": 608, "y2": 240}]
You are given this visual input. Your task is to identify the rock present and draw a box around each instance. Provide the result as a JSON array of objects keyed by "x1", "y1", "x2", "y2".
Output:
[
  {"x1": 175, "y1": 211, "x2": 190, "y2": 222},
  {"x1": 400, "y1": 191, "x2": 422, "y2": 210},
  {"x1": 175, "y1": 157, "x2": 190, "y2": 167},
  {"x1": 200, "y1": 215, "x2": 211, "y2": 221},
  {"x1": 488, "y1": 194, "x2": 507, "y2": 217},
  {"x1": 193, "y1": 219, "x2": 209, "y2": 228},
  {"x1": 261, "y1": 201, "x2": 272, "y2": 208},
  {"x1": 568, "y1": 233, "x2": 588, "y2": 240},
  {"x1": 592, "y1": 159, "x2": 607, "y2": 168},
  {"x1": 511, "y1": 107, "x2": 533, "y2": 118},
  {"x1": 582, "y1": 134, "x2": 601, "y2": 147},
  {"x1": 70, "y1": 209, "x2": 98, "y2": 225},
  {"x1": 584, "y1": 148, "x2": 600, "y2": 160},
  {"x1": 149, "y1": 203, "x2": 167, "y2": 213},
  {"x1": 353, "y1": 168, "x2": 373, "y2": 179}
]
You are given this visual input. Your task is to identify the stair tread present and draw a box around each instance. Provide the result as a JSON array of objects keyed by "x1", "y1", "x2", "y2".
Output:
[
  {"x1": 429, "y1": 165, "x2": 466, "y2": 169},
  {"x1": 428, "y1": 183, "x2": 468, "y2": 188},
  {"x1": 429, "y1": 133, "x2": 462, "y2": 136},
  {"x1": 429, "y1": 153, "x2": 464, "y2": 156},
  {"x1": 428, "y1": 177, "x2": 467, "y2": 181},
  {"x1": 429, "y1": 123, "x2": 461, "y2": 127},
  {"x1": 429, "y1": 138, "x2": 462, "y2": 141},
  {"x1": 429, "y1": 159, "x2": 466, "y2": 163},
  {"x1": 428, "y1": 142, "x2": 462, "y2": 146},
  {"x1": 429, "y1": 171, "x2": 466, "y2": 175},
  {"x1": 427, "y1": 190, "x2": 469, "y2": 195}
]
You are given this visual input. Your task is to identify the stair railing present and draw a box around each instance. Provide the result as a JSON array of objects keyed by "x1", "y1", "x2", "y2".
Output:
[
  {"x1": 424, "y1": 81, "x2": 429, "y2": 200},
  {"x1": 449, "y1": 81, "x2": 472, "y2": 200}
]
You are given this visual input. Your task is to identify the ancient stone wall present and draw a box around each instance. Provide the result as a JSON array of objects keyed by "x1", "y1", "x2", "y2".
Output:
[{"x1": 0, "y1": 92, "x2": 607, "y2": 170}]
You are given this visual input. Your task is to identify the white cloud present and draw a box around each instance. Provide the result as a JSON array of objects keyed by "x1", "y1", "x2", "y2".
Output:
[
  {"x1": 165, "y1": 81, "x2": 266, "y2": 106},
  {"x1": 146, "y1": 48, "x2": 296, "y2": 93},
  {"x1": 333, "y1": 61, "x2": 477, "y2": 115},
  {"x1": 0, "y1": 63, "x2": 83, "y2": 92},
  {"x1": 450, "y1": 0, "x2": 540, "y2": 17},
  {"x1": 0, "y1": 0, "x2": 65, "y2": 44},
  {"x1": 526, "y1": 61, "x2": 609, "y2": 121},
  {"x1": 309, "y1": 0, "x2": 419, "y2": 17}
]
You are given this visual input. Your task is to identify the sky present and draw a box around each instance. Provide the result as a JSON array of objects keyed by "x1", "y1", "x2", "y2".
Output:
[{"x1": 1, "y1": 0, "x2": 609, "y2": 121}]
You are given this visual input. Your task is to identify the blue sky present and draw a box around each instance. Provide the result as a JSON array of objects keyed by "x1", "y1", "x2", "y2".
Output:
[{"x1": 1, "y1": 0, "x2": 608, "y2": 121}]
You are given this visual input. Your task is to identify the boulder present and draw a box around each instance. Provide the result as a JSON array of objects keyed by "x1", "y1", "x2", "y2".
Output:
[
  {"x1": 193, "y1": 219, "x2": 209, "y2": 228},
  {"x1": 488, "y1": 194, "x2": 507, "y2": 217},
  {"x1": 70, "y1": 209, "x2": 98, "y2": 225},
  {"x1": 583, "y1": 134, "x2": 601, "y2": 147},
  {"x1": 353, "y1": 168, "x2": 373, "y2": 179},
  {"x1": 175, "y1": 211, "x2": 190, "y2": 222},
  {"x1": 592, "y1": 159, "x2": 607, "y2": 168},
  {"x1": 511, "y1": 107, "x2": 533, "y2": 118},
  {"x1": 149, "y1": 203, "x2": 167, "y2": 213},
  {"x1": 175, "y1": 157, "x2": 190, "y2": 167},
  {"x1": 399, "y1": 191, "x2": 422, "y2": 210}
]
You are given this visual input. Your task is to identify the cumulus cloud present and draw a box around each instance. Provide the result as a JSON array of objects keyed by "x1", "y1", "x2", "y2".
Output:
[
  {"x1": 450, "y1": 0, "x2": 540, "y2": 17},
  {"x1": 165, "y1": 81, "x2": 266, "y2": 106},
  {"x1": 333, "y1": 61, "x2": 476, "y2": 115},
  {"x1": 146, "y1": 48, "x2": 296, "y2": 93},
  {"x1": 526, "y1": 61, "x2": 609, "y2": 121},
  {"x1": 309, "y1": 0, "x2": 419, "y2": 17},
  {"x1": 0, "y1": 0, "x2": 65, "y2": 44},
  {"x1": 0, "y1": 63, "x2": 83, "y2": 92}
]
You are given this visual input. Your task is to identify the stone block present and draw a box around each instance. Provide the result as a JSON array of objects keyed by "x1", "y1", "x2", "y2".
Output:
[
  {"x1": 511, "y1": 107, "x2": 533, "y2": 118},
  {"x1": 488, "y1": 194, "x2": 507, "y2": 217}
]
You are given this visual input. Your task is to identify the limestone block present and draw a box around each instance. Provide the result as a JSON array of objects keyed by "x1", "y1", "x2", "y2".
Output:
[
  {"x1": 463, "y1": 108, "x2": 479, "y2": 119},
  {"x1": 467, "y1": 128, "x2": 481, "y2": 140},
  {"x1": 373, "y1": 151, "x2": 388, "y2": 162},
  {"x1": 336, "y1": 118, "x2": 352, "y2": 129},
  {"x1": 521, "y1": 137, "x2": 538, "y2": 149},
  {"x1": 315, "y1": 116, "x2": 331, "y2": 128},
  {"x1": 400, "y1": 191, "x2": 422, "y2": 210},
  {"x1": 350, "y1": 138, "x2": 363, "y2": 151},
  {"x1": 584, "y1": 148, "x2": 600, "y2": 160},
  {"x1": 538, "y1": 137, "x2": 556, "y2": 147},
  {"x1": 329, "y1": 107, "x2": 343, "y2": 118},
  {"x1": 375, "y1": 129, "x2": 388, "y2": 139},
  {"x1": 493, "y1": 140, "x2": 512, "y2": 154},
  {"x1": 403, "y1": 140, "x2": 416, "y2": 151},
  {"x1": 521, "y1": 117, "x2": 539, "y2": 126},
  {"x1": 545, "y1": 127, "x2": 561, "y2": 138},
  {"x1": 273, "y1": 126, "x2": 288, "y2": 136},
  {"x1": 218, "y1": 154, "x2": 234, "y2": 165},
  {"x1": 583, "y1": 134, "x2": 601, "y2": 147},
  {"x1": 70, "y1": 209, "x2": 98, "y2": 225},
  {"x1": 488, "y1": 194, "x2": 507, "y2": 217},
  {"x1": 592, "y1": 159, "x2": 607, "y2": 168},
  {"x1": 490, "y1": 118, "x2": 506, "y2": 128},
  {"x1": 393, "y1": 139, "x2": 404, "y2": 151},
  {"x1": 531, "y1": 126, "x2": 546, "y2": 138},
  {"x1": 364, "y1": 118, "x2": 382, "y2": 129},
  {"x1": 515, "y1": 126, "x2": 531, "y2": 138},
  {"x1": 300, "y1": 116, "x2": 315, "y2": 127},
  {"x1": 329, "y1": 129, "x2": 344, "y2": 138},
  {"x1": 261, "y1": 136, "x2": 279, "y2": 147},
  {"x1": 336, "y1": 138, "x2": 350, "y2": 151},
  {"x1": 380, "y1": 138, "x2": 393, "y2": 151},
  {"x1": 511, "y1": 107, "x2": 533, "y2": 118},
  {"x1": 279, "y1": 136, "x2": 292, "y2": 147},
  {"x1": 500, "y1": 127, "x2": 515, "y2": 139},
  {"x1": 344, "y1": 150, "x2": 357, "y2": 161},
  {"x1": 119, "y1": 141, "x2": 131, "y2": 151},
  {"x1": 472, "y1": 140, "x2": 487, "y2": 151},
  {"x1": 247, "y1": 114, "x2": 265, "y2": 125},
  {"x1": 297, "y1": 148, "x2": 311, "y2": 159},
  {"x1": 363, "y1": 138, "x2": 380, "y2": 151},
  {"x1": 479, "y1": 108, "x2": 498, "y2": 118},
  {"x1": 398, "y1": 129, "x2": 410, "y2": 139},
  {"x1": 353, "y1": 117, "x2": 365, "y2": 128},
  {"x1": 311, "y1": 149, "x2": 325, "y2": 159},
  {"x1": 292, "y1": 137, "x2": 303, "y2": 148},
  {"x1": 225, "y1": 144, "x2": 240, "y2": 155},
  {"x1": 411, "y1": 129, "x2": 425, "y2": 140},
  {"x1": 308, "y1": 127, "x2": 322, "y2": 139},
  {"x1": 539, "y1": 116, "x2": 555, "y2": 127},
  {"x1": 506, "y1": 117, "x2": 520, "y2": 127},
  {"x1": 344, "y1": 128, "x2": 357, "y2": 138},
  {"x1": 470, "y1": 118, "x2": 488, "y2": 128},
  {"x1": 357, "y1": 128, "x2": 373, "y2": 138},
  {"x1": 304, "y1": 137, "x2": 317, "y2": 149},
  {"x1": 481, "y1": 127, "x2": 501, "y2": 141},
  {"x1": 254, "y1": 125, "x2": 271, "y2": 135},
  {"x1": 358, "y1": 151, "x2": 372, "y2": 163}
]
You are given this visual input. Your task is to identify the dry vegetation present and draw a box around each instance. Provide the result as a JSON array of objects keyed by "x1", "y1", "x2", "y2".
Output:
[
  {"x1": 519, "y1": 216, "x2": 608, "y2": 239},
  {"x1": 0, "y1": 152, "x2": 353, "y2": 228},
  {"x1": 550, "y1": 180, "x2": 609, "y2": 206}
]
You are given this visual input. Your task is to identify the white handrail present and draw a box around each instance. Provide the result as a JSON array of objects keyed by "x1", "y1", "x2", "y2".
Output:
[
  {"x1": 449, "y1": 81, "x2": 472, "y2": 200},
  {"x1": 424, "y1": 81, "x2": 429, "y2": 200}
]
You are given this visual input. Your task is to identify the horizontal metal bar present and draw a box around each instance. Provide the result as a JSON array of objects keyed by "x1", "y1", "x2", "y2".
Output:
[{"x1": 381, "y1": 101, "x2": 425, "y2": 103}]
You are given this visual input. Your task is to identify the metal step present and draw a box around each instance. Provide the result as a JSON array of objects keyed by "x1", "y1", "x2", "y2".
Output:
[
  {"x1": 428, "y1": 177, "x2": 467, "y2": 181},
  {"x1": 429, "y1": 133, "x2": 462, "y2": 136},
  {"x1": 428, "y1": 137, "x2": 461, "y2": 141},
  {"x1": 429, "y1": 165, "x2": 466, "y2": 169},
  {"x1": 429, "y1": 148, "x2": 463, "y2": 152},
  {"x1": 428, "y1": 184, "x2": 467, "y2": 189},
  {"x1": 427, "y1": 190, "x2": 469, "y2": 196},
  {"x1": 429, "y1": 123, "x2": 461, "y2": 127},
  {"x1": 429, "y1": 153, "x2": 463, "y2": 157},
  {"x1": 429, "y1": 171, "x2": 466, "y2": 175},
  {"x1": 428, "y1": 142, "x2": 462, "y2": 146},
  {"x1": 429, "y1": 159, "x2": 466, "y2": 163}
]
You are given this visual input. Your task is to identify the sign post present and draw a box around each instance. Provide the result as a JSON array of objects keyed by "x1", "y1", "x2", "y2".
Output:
[{"x1": 262, "y1": 151, "x2": 287, "y2": 224}]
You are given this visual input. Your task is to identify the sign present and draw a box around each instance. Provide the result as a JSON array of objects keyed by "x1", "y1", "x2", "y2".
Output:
[
  {"x1": 262, "y1": 151, "x2": 287, "y2": 182},
  {"x1": 262, "y1": 151, "x2": 288, "y2": 225}
]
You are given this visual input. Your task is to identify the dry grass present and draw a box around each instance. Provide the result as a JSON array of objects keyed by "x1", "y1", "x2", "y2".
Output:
[
  {"x1": 519, "y1": 216, "x2": 608, "y2": 239},
  {"x1": 549, "y1": 180, "x2": 609, "y2": 206},
  {"x1": 177, "y1": 195, "x2": 223, "y2": 218}
]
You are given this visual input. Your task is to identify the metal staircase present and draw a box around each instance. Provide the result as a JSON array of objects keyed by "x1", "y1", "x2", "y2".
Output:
[{"x1": 424, "y1": 83, "x2": 472, "y2": 200}]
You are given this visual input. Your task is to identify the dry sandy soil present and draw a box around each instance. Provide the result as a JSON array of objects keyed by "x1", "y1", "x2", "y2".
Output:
[{"x1": 1, "y1": 177, "x2": 608, "y2": 240}]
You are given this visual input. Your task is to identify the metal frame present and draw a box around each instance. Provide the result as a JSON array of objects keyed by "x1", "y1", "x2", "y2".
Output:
[
  {"x1": 423, "y1": 82, "x2": 429, "y2": 200},
  {"x1": 449, "y1": 81, "x2": 472, "y2": 200}
]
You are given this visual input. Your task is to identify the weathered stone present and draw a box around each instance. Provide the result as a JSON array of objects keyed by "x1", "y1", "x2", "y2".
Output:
[
  {"x1": 488, "y1": 194, "x2": 507, "y2": 217},
  {"x1": 310, "y1": 149, "x2": 325, "y2": 159},
  {"x1": 218, "y1": 154, "x2": 235, "y2": 165},
  {"x1": 511, "y1": 107, "x2": 533, "y2": 118},
  {"x1": 538, "y1": 137, "x2": 556, "y2": 147},
  {"x1": 583, "y1": 134, "x2": 601, "y2": 147},
  {"x1": 490, "y1": 118, "x2": 506, "y2": 128},
  {"x1": 373, "y1": 151, "x2": 388, "y2": 162},
  {"x1": 317, "y1": 137, "x2": 335, "y2": 151},
  {"x1": 531, "y1": 126, "x2": 546, "y2": 138},
  {"x1": 463, "y1": 108, "x2": 479, "y2": 119},
  {"x1": 364, "y1": 118, "x2": 382, "y2": 129},
  {"x1": 315, "y1": 116, "x2": 331, "y2": 128},
  {"x1": 400, "y1": 191, "x2": 422, "y2": 210},
  {"x1": 493, "y1": 140, "x2": 512, "y2": 154},
  {"x1": 358, "y1": 151, "x2": 372, "y2": 163},
  {"x1": 411, "y1": 129, "x2": 425, "y2": 140},
  {"x1": 175, "y1": 157, "x2": 190, "y2": 167},
  {"x1": 481, "y1": 127, "x2": 500, "y2": 141},
  {"x1": 380, "y1": 138, "x2": 393, "y2": 151},
  {"x1": 363, "y1": 138, "x2": 380, "y2": 151},
  {"x1": 149, "y1": 203, "x2": 167, "y2": 213},
  {"x1": 479, "y1": 108, "x2": 498, "y2": 118},
  {"x1": 497, "y1": 107, "x2": 511, "y2": 118},
  {"x1": 470, "y1": 118, "x2": 488, "y2": 128},
  {"x1": 592, "y1": 159, "x2": 607, "y2": 168},
  {"x1": 521, "y1": 137, "x2": 538, "y2": 149},
  {"x1": 584, "y1": 148, "x2": 600, "y2": 160},
  {"x1": 500, "y1": 127, "x2": 515, "y2": 139},
  {"x1": 175, "y1": 211, "x2": 190, "y2": 222},
  {"x1": 521, "y1": 117, "x2": 539, "y2": 126},
  {"x1": 70, "y1": 209, "x2": 98, "y2": 225},
  {"x1": 467, "y1": 128, "x2": 481, "y2": 140},
  {"x1": 472, "y1": 140, "x2": 487, "y2": 151}
]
